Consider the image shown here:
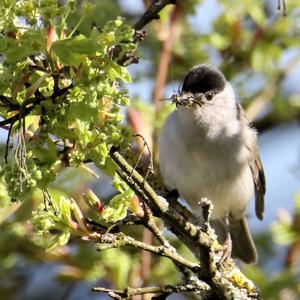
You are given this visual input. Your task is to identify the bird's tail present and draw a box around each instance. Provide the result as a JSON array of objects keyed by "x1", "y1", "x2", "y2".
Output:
[{"x1": 229, "y1": 217, "x2": 258, "y2": 264}]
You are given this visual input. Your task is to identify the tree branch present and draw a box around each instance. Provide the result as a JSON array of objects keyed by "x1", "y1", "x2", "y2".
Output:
[
  {"x1": 96, "y1": 232, "x2": 199, "y2": 271},
  {"x1": 93, "y1": 283, "x2": 212, "y2": 299},
  {"x1": 133, "y1": 0, "x2": 177, "y2": 31},
  {"x1": 109, "y1": 148, "x2": 260, "y2": 299},
  {"x1": 142, "y1": 207, "x2": 173, "y2": 248},
  {"x1": 0, "y1": 84, "x2": 73, "y2": 127}
]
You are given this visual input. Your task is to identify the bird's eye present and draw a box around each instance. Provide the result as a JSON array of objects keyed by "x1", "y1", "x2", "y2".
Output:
[{"x1": 205, "y1": 92, "x2": 214, "y2": 101}]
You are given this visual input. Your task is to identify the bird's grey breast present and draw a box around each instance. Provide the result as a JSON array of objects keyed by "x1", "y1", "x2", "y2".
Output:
[{"x1": 159, "y1": 108, "x2": 251, "y2": 208}]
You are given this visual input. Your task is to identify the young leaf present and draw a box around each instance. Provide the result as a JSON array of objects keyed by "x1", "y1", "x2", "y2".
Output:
[
  {"x1": 102, "y1": 189, "x2": 135, "y2": 222},
  {"x1": 51, "y1": 35, "x2": 100, "y2": 66}
]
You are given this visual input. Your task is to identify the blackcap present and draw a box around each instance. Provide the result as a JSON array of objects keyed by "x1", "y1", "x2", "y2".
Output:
[{"x1": 158, "y1": 64, "x2": 266, "y2": 263}]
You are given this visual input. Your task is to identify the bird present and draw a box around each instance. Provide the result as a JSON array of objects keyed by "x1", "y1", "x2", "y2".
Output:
[{"x1": 158, "y1": 64, "x2": 266, "y2": 263}]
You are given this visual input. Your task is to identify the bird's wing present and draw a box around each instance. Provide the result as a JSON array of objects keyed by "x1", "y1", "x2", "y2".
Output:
[
  {"x1": 249, "y1": 140, "x2": 266, "y2": 220},
  {"x1": 236, "y1": 103, "x2": 266, "y2": 220}
]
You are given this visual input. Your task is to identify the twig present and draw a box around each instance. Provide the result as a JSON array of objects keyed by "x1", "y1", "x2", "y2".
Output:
[
  {"x1": 5, "y1": 122, "x2": 14, "y2": 163},
  {"x1": 133, "y1": 133, "x2": 154, "y2": 182},
  {"x1": 93, "y1": 283, "x2": 212, "y2": 299},
  {"x1": 143, "y1": 208, "x2": 172, "y2": 248},
  {"x1": 96, "y1": 232, "x2": 199, "y2": 271},
  {"x1": 110, "y1": 149, "x2": 168, "y2": 213},
  {"x1": 93, "y1": 283, "x2": 211, "y2": 299},
  {"x1": 0, "y1": 84, "x2": 73, "y2": 127},
  {"x1": 0, "y1": 111, "x2": 25, "y2": 127},
  {"x1": 0, "y1": 95, "x2": 20, "y2": 111},
  {"x1": 114, "y1": 1, "x2": 177, "y2": 67},
  {"x1": 200, "y1": 198, "x2": 213, "y2": 232},
  {"x1": 133, "y1": 0, "x2": 176, "y2": 31}
]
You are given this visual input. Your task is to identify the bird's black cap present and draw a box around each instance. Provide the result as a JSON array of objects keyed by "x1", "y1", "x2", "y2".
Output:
[{"x1": 181, "y1": 64, "x2": 226, "y2": 94}]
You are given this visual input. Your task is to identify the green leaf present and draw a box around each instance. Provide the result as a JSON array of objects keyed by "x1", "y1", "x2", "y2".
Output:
[
  {"x1": 272, "y1": 219, "x2": 296, "y2": 245},
  {"x1": 31, "y1": 138, "x2": 57, "y2": 165},
  {"x1": 69, "y1": 101, "x2": 97, "y2": 122},
  {"x1": 58, "y1": 231, "x2": 71, "y2": 246},
  {"x1": 102, "y1": 158, "x2": 117, "y2": 176},
  {"x1": 112, "y1": 174, "x2": 128, "y2": 193},
  {"x1": 53, "y1": 125, "x2": 78, "y2": 140},
  {"x1": 25, "y1": 73, "x2": 52, "y2": 99},
  {"x1": 52, "y1": 34, "x2": 99, "y2": 54},
  {"x1": 51, "y1": 35, "x2": 99, "y2": 66},
  {"x1": 24, "y1": 115, "x2": 38, "y2": 130},
  {"x1": 102, "y1": 189, "x2": 135, "y2": 222},
  {"x1": 5, "y1": 46, "x2": 36, "y2": 63},
  {"x1": 107, "y1": 62, "x2": 131, "y2": 83},
  {"x1": 248, "y1": 5, "x2": 265, "y2": 26},
  {"x1": 0, "y1": 36, "x2": 8, "y2": 52},
  {"x1": 3, "y1": 30, "x2": 46, "y2": 63},
  {"x1": 46, "y1": 231, "x2": 71, "y2": 252}
]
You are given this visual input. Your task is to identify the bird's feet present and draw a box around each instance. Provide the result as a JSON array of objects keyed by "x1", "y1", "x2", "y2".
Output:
[{"x1": 219, "y1": 235, "x2": 233, "y2": 264}]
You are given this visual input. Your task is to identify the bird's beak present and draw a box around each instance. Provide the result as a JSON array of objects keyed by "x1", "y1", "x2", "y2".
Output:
[{"x1": 171, "y1": 92, "x2": 204, "y2": 108}]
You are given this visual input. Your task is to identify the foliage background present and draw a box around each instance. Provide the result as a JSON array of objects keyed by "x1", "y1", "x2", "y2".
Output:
[{"x1": 0, "y1": 0, "x2": 299, "y2": 299}]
